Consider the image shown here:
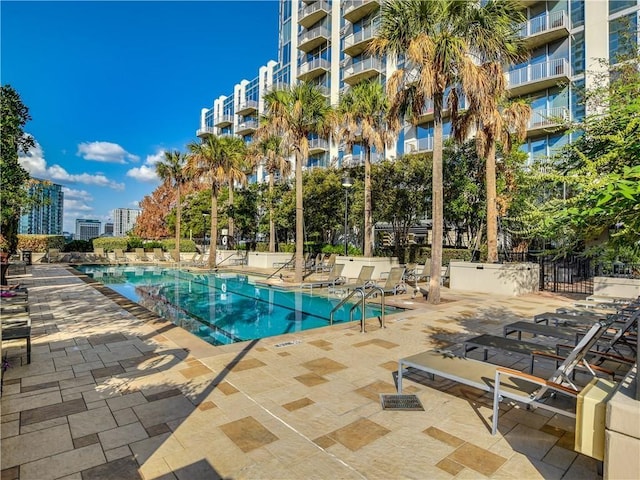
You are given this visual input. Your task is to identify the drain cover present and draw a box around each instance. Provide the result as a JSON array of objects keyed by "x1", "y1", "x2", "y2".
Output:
[{"x1": 380, "y1": 394, "x2": 424, "y2": 411}]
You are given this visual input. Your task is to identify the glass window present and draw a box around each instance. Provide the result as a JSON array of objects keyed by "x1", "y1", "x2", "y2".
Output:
[
  {"x1": 571, "y1": 78, "x2": 585, "y2": 122},
  {"x1": 609, "y1": 0, "x2": 637, "y2": 15},
  {"x1": 571, "y1": 0, "x2": 584, "y2": 27},
  {"x1": 571, "y1": 31, "x2": 585, "y2": 75},
  {"x1": 609, "y1": 14, "x2": 638, "y2": 63},
  {"x1": 281, "y1": 0, "x2": 291, "y2": 21}
]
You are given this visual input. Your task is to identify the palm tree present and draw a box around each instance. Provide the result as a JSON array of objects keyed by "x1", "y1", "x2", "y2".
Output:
[
  {"x1": 155, "y1": 150, "x2": 188, "y2": 259},
  {"x1": 262, "y1": 83, "x2": 332, "y2": 282},
  {"x1": 186, "y1": 135, "x2": 227, "y2": 269},
  {"x1": 371, "y1": 0, "x2": 526, "y2": 303},
  {"x1": 334, "y1": 80, "x2": 394, "y2": 257},
  {"x1": 221, "y1": 136, "x2": 248, "y2": 246},
  {"x1": 248, "y1": 130, "x2": 291, "y2": 252}
]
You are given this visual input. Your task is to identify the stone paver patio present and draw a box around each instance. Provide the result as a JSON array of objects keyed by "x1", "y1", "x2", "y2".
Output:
[{"x1": 1, "y1": 264, "x2": 605, "y2": 479}]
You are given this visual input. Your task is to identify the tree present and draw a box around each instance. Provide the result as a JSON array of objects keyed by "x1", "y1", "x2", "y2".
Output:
[
  {"x1": 1, "y1": 85, "x2": 34, "y2": 253},
  {"x1": 221, "y1": 136, "x2": 248, "y2": 245},
  {"x1": 371, "y1": 0, "x2": 526, "y2": 303},
  {"x1": 156, "y1": 150, "x2": 189, "y2": 255},
  {"x1": 248, "y1": 130, "x2": 291, "y2": 252},
  {"x1": 262, "y1": 83, "x2": 332, "y2": 282},
  {"x1": 333, "y1": 80, "x2": 394, "y2": 257},
  {"x1": 135, "y1": 182, "x2": 173, "y2": 239}
]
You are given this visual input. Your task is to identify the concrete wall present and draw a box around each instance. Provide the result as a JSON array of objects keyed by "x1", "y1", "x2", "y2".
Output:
[
  {"x1": 593, "y1": 276, "x2": 640, "y2": 300},
  {"x1": 605, "y1": 364, "x2": 639, "y2": 480},
  {"x1": 449, "y1": 262, "x2": 539, "y2": 296}
]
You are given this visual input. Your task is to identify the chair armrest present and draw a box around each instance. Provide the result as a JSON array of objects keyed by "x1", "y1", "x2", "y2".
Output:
[{"x1": 496, "y1": 366, "x2": 578, "y2": 396}]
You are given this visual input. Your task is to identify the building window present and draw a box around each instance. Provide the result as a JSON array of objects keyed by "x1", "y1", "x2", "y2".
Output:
[
  {"x1": 571, "y1": 31, "x2": 585, "y2": 75},
  {"x1": 609, "y1": 0, "x2": 637, "y2": 15},
  {"x1": 571, "y1": 0, "x2": 584, "y2": 28},
  {"x1": 609, "y1": 13, "x2": 638, "y2": 64}
]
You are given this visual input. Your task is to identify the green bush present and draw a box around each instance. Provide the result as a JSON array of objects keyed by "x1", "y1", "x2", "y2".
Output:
[
  {"x1": 17, "y1": 235, "x2": 65, "y2": 253},
  {"x1": 143, "y1": 240, "x2": 165, "y2": 250},
  {"x1": 161, "y1": 239, "x2": 197, "y2": 252},
  {"x1": 62, "y1": 240, "x2": 93, "y2": 252},
  {"x1": 93, "y1": 237, "x2": 129, "y2": 252},
  {"x1": 127, "y1": 237, "x2": 144, "y2": 249},
  {"x1": 255, "y1": 242, "x2": 269, "y2": 252},
  {"x1": 278, "y1": 243, "x2": 295, "y2": 253}
]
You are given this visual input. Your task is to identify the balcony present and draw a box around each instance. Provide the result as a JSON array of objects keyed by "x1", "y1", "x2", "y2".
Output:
[
  {"x1": 236, "y1": 100, "x2": 258, "y2": 116},
  {"x1": 214, "y1": 114, "x2": 234, "y2": 128},
  {"x1": 342, "y1": 57, "x2": 383, "y2": 85},
  {"x1": 298, "y1": 0, "x2": 331, "y2": 29},
  {"x1": 297, "y1": 58, "x2": 331, "y2": 81},
  {"x1": 518, "y1": 10, "x2": 569, "y2": 49},
  {"x1": 235, "y1": 119, "x2": 258, "y2": 136},
  {"x1": 343, "y1": 25, "x2": 377, "y2": 56},
  {"x1": 343, "y1": 0, "x2": 380, "y2": 23},
  {"x1": 405, "y1": 135, "x2": 451, "y2": 154},
  {"x1": 527, "y1": 106, "x2": 569, "y2": 135},
  {"x1": 298, "y1": 25, "x2": 330, "y2": 53},
  {"x1": 342, "y1": 151, "x2": 381, "y2": 167},
  {"x1": 507, "y1": 58, "x2": 570, "y2": 97},
  {"x1": 308, "y1": 138, "x2": 329, "y2": 154},
  {"x1": 196, "y1": 126, "x2": 215, "y2": 138}
]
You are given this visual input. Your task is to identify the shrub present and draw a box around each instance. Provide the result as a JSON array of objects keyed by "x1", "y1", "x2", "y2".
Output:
[
  {"x1": 93, "y1": 237, "x2": 129, "y2": 252},
  {"x1": 143, "y1": 240, "x2": 165, "y2": 250},
  {"x1": 17, "y1": 235, "x2": 65, "y2": 253},
  {"x1": 127, "y1": 237, "x2": 144, "y2": 249},
  {"x1": 62, "y1": 240, "x2": 93, "y2": 252},
  {"x1": 161, "y1": 239, "x2": 197, "y2": 252}
]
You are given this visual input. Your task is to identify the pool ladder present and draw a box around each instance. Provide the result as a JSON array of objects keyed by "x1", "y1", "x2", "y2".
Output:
[{"x1": 329, "y1": 287, "x2": 385, "y2": 333}]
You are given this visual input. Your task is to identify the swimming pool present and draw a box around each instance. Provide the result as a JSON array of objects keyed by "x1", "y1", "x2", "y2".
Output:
[{"x1": 75, "y1": 265, "x2": 400, "y2": 346}]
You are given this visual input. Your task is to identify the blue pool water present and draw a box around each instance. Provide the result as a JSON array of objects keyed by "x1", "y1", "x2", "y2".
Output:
[{"x1": 75, "y1": 265, "x2": 399, "y2": 346}]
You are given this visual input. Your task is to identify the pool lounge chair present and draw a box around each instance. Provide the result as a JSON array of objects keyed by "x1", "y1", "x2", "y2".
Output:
[
  {"x1": 376, "y1": 267, "x2": 406, "y2": 296},
  {"x1": 315, "y1": 254, "x2": 337, "y2": 273},
  {"x1": 91, "y1": 247, "x2": 109, "y2": 263},
  {"x1": 112, "y1": 249, "x2": 129, "y2": 264},
  {"x1": 397, "y1": 320, "x2": 610, "y2": 435},
  {"x1": 47, "y1": 248, "x2": 64, "y2": 263},
  {"x1": 301, "y1": 263, "x2": 345, "y2": 290},
  {"x1": 332, "y1": 265, "x2": 375, "y2": 294},
  {"x1": 134, "y1": 248, "x2": 151, "y2": 262}
]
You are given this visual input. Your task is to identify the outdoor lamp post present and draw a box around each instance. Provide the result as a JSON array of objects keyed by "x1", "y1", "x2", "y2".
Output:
[{"x1": 342, "y1": 176, "x2": 353, "y2": 257}]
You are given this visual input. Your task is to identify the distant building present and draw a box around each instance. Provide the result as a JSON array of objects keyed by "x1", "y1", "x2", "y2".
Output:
[
  {"x1": 19, "y1": 179, "x2": 64, "y2": 235},
  {"x1": 112, "y1": 208, "x2": 140, "y2": 237},
  {"x1": 103, "y1": 223, "x2": 114, "y2": 236},
  {"x1": 75, "y1": 219, "x2": 101, "y2": 241}
]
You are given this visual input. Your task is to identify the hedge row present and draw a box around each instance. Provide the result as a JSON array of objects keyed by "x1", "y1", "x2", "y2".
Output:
[
  {"x1": 91, "y1": 237, "x2": 198, "y2": 253},
  {"x1": 17, "y1": 235, "x2": 65, "y2": 253}
]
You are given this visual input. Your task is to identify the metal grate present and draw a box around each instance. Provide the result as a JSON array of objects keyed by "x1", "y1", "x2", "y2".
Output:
[{"x1": 380, "y1": 394, "x2": 424, "y2": 411}]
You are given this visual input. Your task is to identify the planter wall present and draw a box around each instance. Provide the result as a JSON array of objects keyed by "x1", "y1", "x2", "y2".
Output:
[
  {"x1": 593, "y1": 276, "x2": 640, "y2": 299},
  {"x1": 449, "y1": 261, "x2": 539, "y2": 296}
]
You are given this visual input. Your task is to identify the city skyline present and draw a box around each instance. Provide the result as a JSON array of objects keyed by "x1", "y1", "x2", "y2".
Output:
[{"x1": 1, "y1": 0, "x2": 280, "y2": 232}]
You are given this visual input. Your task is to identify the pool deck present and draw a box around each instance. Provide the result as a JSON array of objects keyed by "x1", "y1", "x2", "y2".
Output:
[{"x1": 1, "y1": 264, "x2": 608, "y2": 479}]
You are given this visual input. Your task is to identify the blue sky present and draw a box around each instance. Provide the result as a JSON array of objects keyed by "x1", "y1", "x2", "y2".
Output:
[{"x1": 1, "y1": 0, "x2": 280, "y2": 233}]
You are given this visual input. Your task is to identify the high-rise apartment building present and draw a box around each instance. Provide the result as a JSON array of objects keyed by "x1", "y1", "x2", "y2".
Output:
[
  {"x1": 197, "y1": 0, "x2": 639, "y2": 172},
  {"x1": 19, "y1": 179, "x2": 64, "y2": 235},
  {"x1": 103, "y1": 223, "x2": 114, "y2": 236},
  {"x1": 112, "y1": 208, "x2": 141, "y2": 237},
  {"x1": 75, "y1": 219, "x2": 101, "y2": 241}
]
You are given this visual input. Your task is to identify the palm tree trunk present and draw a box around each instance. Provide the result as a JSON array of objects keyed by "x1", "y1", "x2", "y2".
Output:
[
  {"x1": 175, "y1": 184, "x2": 181, "y2": 261},
  {"x1": 228, "y1": 179, "x2": 234, "y2": 242},
  {"x1": 429, "y1": 96, "x2": 445, "y2": 304},
  {"x1": 364, "y1": 147, "x2": 373, "y2": 257},
  {"x1": 294, "y1": 152, "x2": 304, "y2": 283},
  {"x1": 269, "y1": 174, "x2": 276, "y2": 253},
  {"x1": 486, "y1": 140, "x2": 498, "y2": 263},
  {"x1": 209, "y1": 190, "x2": 218, "y2": 269}
]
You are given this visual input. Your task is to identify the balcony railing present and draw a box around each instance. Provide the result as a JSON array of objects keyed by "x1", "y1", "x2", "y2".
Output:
[
  {"x1": 342, "y1": 56, "x2": 383, "y2": 84},
  {"x1": 196, "y1": 126, "x2": 215, "y2": 137},
  {"x1": 407, "y1": 134, "x2": 451, "y2": 153},
  {"x1": 343, "y1": 24, "x2": 377, "y2": 55},
  {"x1": 236, "y1": 119, "x2": 258, "y2": 134},
  {"x1": 298, "y1": 0, "x2": 330, "y2": 28},
  {"x1": 343, "y1": 0, "x2": 380, "y2": 23},
  {"x1": 528, "y1": 106, "x2": 569, "y2": 130},
  {"x1": 236, "y1": 100, "x2": 258, "y2": 115},
  {"x1": 298, "y1": 58, "x2": 331, "y2": 80},
  {"x1": 508, "y1": 58, "x2": 569, "y2": 89},
  {"x1": 519, "y1": 10, "x2": 568, "y2": 38},
  {"x1": 342, "y1": 151, "x2": 381, "y2": 166},
  {"x1": 214, "y1": 114, "x2": 234, "y2": 127},
  {"x1": 298, "y1": 25, "x2": 331, "y2": 52},
  {"x1": 308, "y1": 138, "x2": 329, "y2": 152}
]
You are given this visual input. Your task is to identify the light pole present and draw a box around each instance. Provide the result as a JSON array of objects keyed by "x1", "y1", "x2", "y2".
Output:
[{"x1": 342, "y1": 176, "x2": 353, "y2": 257}]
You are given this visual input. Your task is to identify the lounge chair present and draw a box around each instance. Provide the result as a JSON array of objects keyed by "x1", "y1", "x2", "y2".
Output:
[
  {"x1": 229, "y1": 250, "x2": 249, "y2": 266},
  {"x1": 2, "y1": 319, "x2": 32, "y2": 364},
  {"x1": 47, "y1": 248, "x2": 64, "y2": 263},
  {"x1": 397, "y1": 320, "x2": 610, "y2": 435},
  {"x1": 153, "y1": 248, "x2": 168, "y2": 263},
  {"x1": 113, "y1": 248, "x2": 128, "y2": 264},
  {"x1": 134, "y1": 248, "x2": 151, "y2": 262},
  {"x1": 273, "y1": 254, "x2": 295, "y2": 269},
  {"x1": 315, "y1": 253, "x2": 337, "y2": 273},
  {"x1": 333, "y1": 265, "x2": 375, "y2": 294},
  {"x1": 375, "y1": 267, "x2": 406, "y2": 296},
  {"x1": 91, "y1": 247, "x2": 108, "y2": 263},
  {"x1": 301, "y1": 263, "x2": 345, "y2": 290}
]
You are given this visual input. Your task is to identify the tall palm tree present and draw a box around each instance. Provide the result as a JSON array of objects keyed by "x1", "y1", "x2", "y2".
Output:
[
  {"x1": 248, "y1": 130, "x2": 291, "y2": 252},
  {"x1": 334, "y1": 80, "x2": 394, "y2": 257},
  {"x1": 155, "y1": 150, "x2": 188, "y2": 258},
  {"x1": 262, "y1": 83, "x2": 331, "y2": 282},
  {"x1": 186, "y1": 135, "x2": 227, "y2": 269},
  {"x1": 371, "y1": 0, "x2": 526, "y2": 303},
  {"x1": 221, "y1": 136, "x2": 248, "y2": 246}
]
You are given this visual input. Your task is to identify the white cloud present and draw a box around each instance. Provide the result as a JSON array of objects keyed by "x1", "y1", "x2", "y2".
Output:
[
  {"x1": 62, "y1": 187, "x2": 93, "y2": 202},
  {"x1": 77, "y1": 141, "x2": 140, "y2": 164},
  {"x1": 126, "y1": 150, "x2": 165, "y2": 183},
  {"x1": 18, "y1": 141, "x2": 125, "y2": 190}
]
